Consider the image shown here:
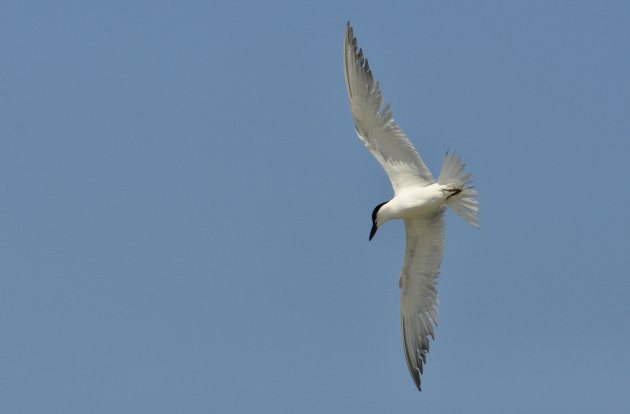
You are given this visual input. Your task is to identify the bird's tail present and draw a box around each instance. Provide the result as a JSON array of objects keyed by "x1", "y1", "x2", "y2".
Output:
[{"x1": 438, "y1": 152, "x2": 479, "y2": 228}]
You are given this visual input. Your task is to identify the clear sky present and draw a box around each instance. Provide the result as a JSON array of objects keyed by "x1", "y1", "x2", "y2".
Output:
[{"x1": 2, "y1": 1, "x2": 629, "y2": 412}]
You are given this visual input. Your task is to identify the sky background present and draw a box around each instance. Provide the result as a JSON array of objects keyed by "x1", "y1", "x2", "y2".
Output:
[{"x1": 2, "y1": 1, "x2": 630, "y2": 412}]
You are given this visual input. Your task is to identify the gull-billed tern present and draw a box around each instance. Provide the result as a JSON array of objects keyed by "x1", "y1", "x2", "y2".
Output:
[{"x1": 343, "y1": 22, "x2": 479, "y2": 391}]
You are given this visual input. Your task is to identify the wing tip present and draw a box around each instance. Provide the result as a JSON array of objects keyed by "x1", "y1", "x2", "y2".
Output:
[
  {"x1": 345, "y1": 21, "x2": 354, "y2": 46},
  {"x1": 402, "y1": 312, "x2": 427, "y2": 392},
  {"x1": 411, "y1": 365, "x2": 422, "y2": 391}
]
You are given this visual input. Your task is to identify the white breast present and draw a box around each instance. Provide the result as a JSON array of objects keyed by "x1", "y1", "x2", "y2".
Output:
[{"x1": 379, "y1": 183, "x2": 446, "y2": 223}]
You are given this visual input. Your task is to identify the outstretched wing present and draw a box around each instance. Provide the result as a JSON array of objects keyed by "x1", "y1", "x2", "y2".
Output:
[
  {"x1": 399, "y1": 209, "x2": 445, "y2": 390},
  {"x1": 343, "y1": 22, "x2": 434, "y2": 194}
]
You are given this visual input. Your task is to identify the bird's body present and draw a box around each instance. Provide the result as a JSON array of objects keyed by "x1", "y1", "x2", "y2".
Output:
[
  {"x1": 343, "y1": 22, "x2": 479, "y2": 391},
  {"x1": 377, "y1": 184, "x2": 451, "y2": 224}
]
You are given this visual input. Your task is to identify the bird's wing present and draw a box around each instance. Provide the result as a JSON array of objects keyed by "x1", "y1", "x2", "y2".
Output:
[
  {"x1": 399, "y1": 209, "x2": 445, "y2": 391},
  {"x1": 343, "y1": 22, "x2": 434, "y2": 194}
]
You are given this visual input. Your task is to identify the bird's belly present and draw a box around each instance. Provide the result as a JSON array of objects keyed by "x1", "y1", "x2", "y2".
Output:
[{"x1": 390, "y1": 187, "x2": 445, "y2": 219}]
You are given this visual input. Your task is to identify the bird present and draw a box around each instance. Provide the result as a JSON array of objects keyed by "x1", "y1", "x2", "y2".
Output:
[{"x1": 343, "y1": 21, "x2": 479, "y2": 391}]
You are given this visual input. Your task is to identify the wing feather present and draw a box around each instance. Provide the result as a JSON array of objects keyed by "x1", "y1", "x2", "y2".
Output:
[
  {"x1": 343, "y1": 22, "x2": 434, "y2": 194},
  {"x1": 399, "y1": 209, "x2": 445, "y2": 390}
]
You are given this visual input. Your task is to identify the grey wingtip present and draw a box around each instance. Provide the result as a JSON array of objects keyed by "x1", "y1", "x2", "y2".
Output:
[
  {"x1": 345, "y1": 21, "x2": 353, "y2": 39},
  {"x1": 412, "y1": 369, "x2": 422, "y2": 392},
  {"x1": 402, "y1": 315, "x2": 425, "y2": 392}
]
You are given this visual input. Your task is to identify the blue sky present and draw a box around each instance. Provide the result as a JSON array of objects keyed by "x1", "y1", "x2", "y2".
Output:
[{"x1": 2, "y1": 1, "x2": 629, "y2": 412}]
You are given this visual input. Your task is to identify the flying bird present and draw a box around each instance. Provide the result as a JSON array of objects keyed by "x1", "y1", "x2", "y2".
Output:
[{"x1": 343, "y1": 22, "x2": 479, "y2": 391}]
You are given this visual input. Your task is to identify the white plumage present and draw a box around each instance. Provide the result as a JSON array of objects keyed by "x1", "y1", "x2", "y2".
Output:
[{"x1": 343, "y1": 22, "x2": 479, "y2": 391}]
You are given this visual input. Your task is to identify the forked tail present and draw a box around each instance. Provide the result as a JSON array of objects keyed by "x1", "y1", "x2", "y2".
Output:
[{"x1": 438, "y1": 152, "x2": 479, "y2": 228}]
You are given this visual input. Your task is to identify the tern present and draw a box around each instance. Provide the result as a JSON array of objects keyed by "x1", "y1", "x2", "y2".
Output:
[{"x1": 343, "y1": 22, "x2": 479, "y2": 391}]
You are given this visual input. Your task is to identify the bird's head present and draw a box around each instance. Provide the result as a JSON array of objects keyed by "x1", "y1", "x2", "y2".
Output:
[{"x1": 369, "y1": 201, "x2": 388, "y2": 241}]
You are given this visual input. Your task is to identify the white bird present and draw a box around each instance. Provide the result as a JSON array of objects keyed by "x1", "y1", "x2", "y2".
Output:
[{"x1": 343, "y1": 22, "x2": 479, "y2": 391}]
